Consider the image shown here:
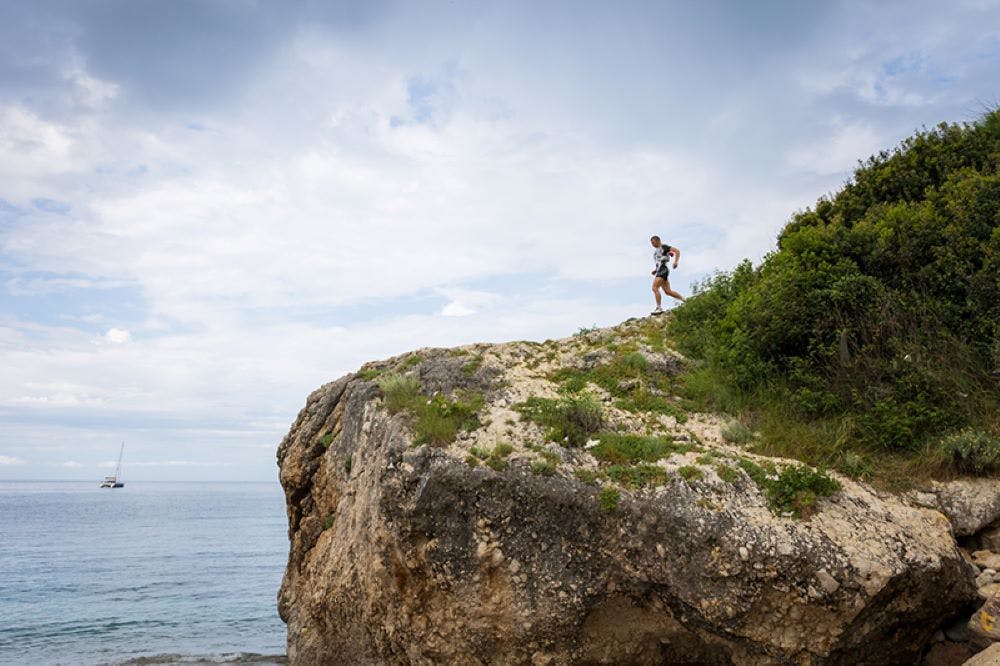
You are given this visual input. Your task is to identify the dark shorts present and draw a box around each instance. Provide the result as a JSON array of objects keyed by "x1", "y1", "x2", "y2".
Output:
[{"x1": 654, "y1": 266, "x2": 670, "y2": 280}]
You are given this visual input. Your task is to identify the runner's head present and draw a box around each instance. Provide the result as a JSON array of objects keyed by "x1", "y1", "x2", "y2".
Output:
[{"x1": 650, "y1": 235, "x2": 661, "y2": 248}]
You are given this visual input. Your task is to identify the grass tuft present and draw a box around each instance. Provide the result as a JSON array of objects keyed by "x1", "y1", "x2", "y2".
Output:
[{"x1": 598, "y1": 486, "x2": 620, "y2": 512}]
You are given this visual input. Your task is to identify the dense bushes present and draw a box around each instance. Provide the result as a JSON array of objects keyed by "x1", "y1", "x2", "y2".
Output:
[{"x1": 672, "y1": 111, "x2": 1000, "y2": 462}]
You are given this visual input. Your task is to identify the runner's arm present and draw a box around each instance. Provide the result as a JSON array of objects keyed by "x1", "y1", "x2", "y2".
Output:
[{"x1": 670, "y1": 247, "x2": 681, "y2": 269}]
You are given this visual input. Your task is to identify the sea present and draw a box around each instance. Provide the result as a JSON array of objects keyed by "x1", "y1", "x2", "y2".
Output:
[{"x1": 0, "y1": 481, "x2": 288, "y2": 666}]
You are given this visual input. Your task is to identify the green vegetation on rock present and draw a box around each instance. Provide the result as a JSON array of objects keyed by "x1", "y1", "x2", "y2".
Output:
[
  {"x1": 514, "y1": 394, "x2": 603, "y2": 447},
  {"x1": 598, "y1": 486, "x2": 620, "y2": 512},
  {"x1": 588, "y1": 432, "x2": 693, "y2": 464},
  {"x1": 378, "y1": 373, "x2": 483, "y2": 446},
  {"x1": 939, "y1": 429, "x2": 1000, "y2": 474},
  {"x1": 607, "y1": 463, "x2": 668, "y2": 488},
  {"x1": 670, "y1": 111, "x2": 1000, "y2": 481},
  {"x1": 738, "y1": 457, "x2": 841, "y2": 518}
]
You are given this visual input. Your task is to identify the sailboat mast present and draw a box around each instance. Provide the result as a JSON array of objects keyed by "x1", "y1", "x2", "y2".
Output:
[{"x1": 116, "y1": 442, "x2": 124, "y2": 479}]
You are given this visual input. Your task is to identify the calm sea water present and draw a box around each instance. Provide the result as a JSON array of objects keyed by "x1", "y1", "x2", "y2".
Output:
[{"x1": 0, "y1": 481, "x2": 288, "y2": 666}]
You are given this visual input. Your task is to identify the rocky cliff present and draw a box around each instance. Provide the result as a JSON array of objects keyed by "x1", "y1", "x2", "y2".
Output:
[{"x1": 277, "y1": 317, "x2": 986, "y2": 665}]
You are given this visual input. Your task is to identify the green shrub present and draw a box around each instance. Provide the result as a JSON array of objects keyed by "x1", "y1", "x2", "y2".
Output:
[
  {"x1": 598, "y1": 486, "x2": 620, "y2": 512},
  {"x1": 835, "y1": 451, "x2": 873, "y2": 480},
  {"x1": 737, "y1": 457, "x2": 841, "y2": 518},
  {"x1": 378, "y1": 373, "x2": 422, "y2": 412},
  {"x1": 462, "y1": 355, "x2": 484, "y2": 376},
  {"x1": 939, "y1": 429, "x2": 1000, "y2": 474},
  {"x1": 531, "y1": 460, "x2": 557, "y2": 476},
  {"x1": 677, "y1": 465, "x2": 703, "y2": 481},
  {"x1": 319, "y1": 432, "x2": 335, "y2": 448},
  {"x1": 574, "y1": 468, "x2": 599, "y2": 484},
  {"x1": 378, "y1": 373, "x2": 483, "y2": 446},
  {"x1": 483, "y1": 443, "x2": 515, "y2": 472},
  {"x1": 398, "y1": 354, "x2": 423, "y2": 370},
  {"x1": 465, "y1": 454, "x2": 480, "y2": 467},
  {"x1": 767, "y1": 465, "x2": 842, "y2": 519},
  {"x1": 412, "y1": 392, "x2": 484, "y2": 446},
  {"x1": 589, "y1": 432, "x2": 687, "y2": 464},
  {"x1": 514, "y1": 394, "x2": 603, "y2": 447},
  {"x1": 324, "y1": 514, "x2": 336, "y2": 530},
  {"x1": 715, "y1": 464, "x2": 739, "y2": 483},
  {"x1": 721, "y1": 420, "x2": 754, "y2": 445},
  {"x1": 607, "y1": 463, "x2": 669, "y2": 488},
  {"x1": 485, "y1": 457, "x2": 508, "y2": 471},
  {"x1": 357, "y1": 366, "x2": 382, "y2": 381},
  {"x1": 668, "y1": 111, "x2": 1000, "y2": 464},
  {"x1": 493, "y1": 443, "x2": 515, "y2": 457},
  {"x1": 621, "y1": 352, "x2": 649, "y2": 372}
]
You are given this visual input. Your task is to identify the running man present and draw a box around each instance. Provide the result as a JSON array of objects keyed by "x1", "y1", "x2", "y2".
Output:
[{"x1": 650, "y1": 235, "x2": 685, "y2": 314}]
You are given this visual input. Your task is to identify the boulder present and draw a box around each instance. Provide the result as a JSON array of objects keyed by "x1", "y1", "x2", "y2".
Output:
[
  {"x1": 277, "y1": 323, "x2": 978, "y2": 665},
  {"x1": 912, "y1": 480, "x2": 1000, "y2": 537},
  {"x1": 278, "y1": 378, "x2": 975, "y2": 664}
]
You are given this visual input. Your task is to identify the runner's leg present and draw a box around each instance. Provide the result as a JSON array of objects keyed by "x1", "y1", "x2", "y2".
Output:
[
  {"x1": 661, "y1": 279, "x2": 685, "y2": 302},
  {"x1": 652, "y1": 277, "x2": 664, "y2": 308}
]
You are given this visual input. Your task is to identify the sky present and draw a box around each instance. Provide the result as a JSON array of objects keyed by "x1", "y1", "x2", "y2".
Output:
[{"x1": 1, "y1": 0, "x2": 999, "y2": 481}]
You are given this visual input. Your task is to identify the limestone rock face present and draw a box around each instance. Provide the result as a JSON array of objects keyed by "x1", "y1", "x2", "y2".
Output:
[
  {"x1": 911, "y1": 479, "x2": 1000, "y2": 537},
  {"x1": 277, "y1": 321, "x2": 976, "y2": 666}
]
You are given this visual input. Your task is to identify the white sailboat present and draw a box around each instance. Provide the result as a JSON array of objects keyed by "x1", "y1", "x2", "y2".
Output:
[{"x1": 100, "y1": 442, "x2": 125, "y2": 488}]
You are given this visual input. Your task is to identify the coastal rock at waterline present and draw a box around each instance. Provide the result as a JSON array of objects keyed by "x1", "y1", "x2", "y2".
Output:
[{"x1": 277, "y1": 324, "x2": 976, "y2": 665}]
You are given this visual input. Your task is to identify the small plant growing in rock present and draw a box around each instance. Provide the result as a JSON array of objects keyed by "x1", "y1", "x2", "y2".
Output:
[
  {"x1": 357, "y1": 366, "x2": 382, "y2": 381},
  {"x1": 607, "y1": 463, "x2": 669, "y2": 488},
  {"x1": 484, "y1": 443, "x2": 515, "y2": 471},
  {"x1": 319, "y1": 432, "x2": 335, "y2": 449},
  {"x1": 378, "y1": 373, "x2": 483, "y2": 446},
  {"x1": 465, "y1": 455, "x2": 479, "y2": 467},
  {"x1": 531, "y1": 460, "x2": 557, "y2": 476},
  {"x1": 677, "y1": 465, "x2": 703, "y2": 482},
  {"x1": 938, "y1": 429, "x2": 1000, "y2": 474},
  {"x1": 493, "y1": 443, "x2": 515, "y2": 457},
  {"x1": 485, "y1": 457, "x2": 508, "y2": 471},
  {"x1": 598, "y1": 486, "x2": 620, "y2": 512},
  {"x1": 574, "y1": 469, "x2": 599, "y2": 485},
  {"x1": 739, "y1": 457, "x2": 841, "y2": 519},
  {"x1": 398, "y1": 354, "x2": 423, "y2": 371},
  {"x1": 721, "y1": 420, "x2": 754, "y2": 445},
  {"x1": 621, "y1": 352, "x2": 649, "y2": 373},
  {"x1": 461, "y1": 355, "x2": 484, "y2": 376},
  {"x1": 835, "y1": 451, "x2": 873, "y2": 480},
  {"x1": 715, "y1": 464, "x2": 739, "y2": 483},
  {"x1": 589, "y1": 433, "x2": 691, "y2": 465},
  {"x1": 514, "y1": 394, "x2": 603, "y2": 447},
  {"x1": 344, "y1": 454, "x2": 352, "y2": 474},
  {"x1": 324, "y1": 514, "x2": 336, "y2": 530},
  {"x1": 378, "y1": 373, "x2": 422, "y2": 412}
]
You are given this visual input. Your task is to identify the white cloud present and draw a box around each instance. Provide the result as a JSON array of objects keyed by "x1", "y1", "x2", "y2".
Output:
[
  {"x1": 104, "y1": 328, "x2": 131, "y2": 344},
  {"x1": 786, "y1": 120, "x2": 884, "y2": 176},
  {"x1": 0, "y1": 455, "x2": 25, "y2": 466},
  {"x1": 62, "y1": 460, "x2": 84, "y2": 468},
  {"x1": 1, "y1": 2, "x2": 998, "y2": 479},
  {"x1": 439, "y1": 287, "x2": 501, "y2": 317}
]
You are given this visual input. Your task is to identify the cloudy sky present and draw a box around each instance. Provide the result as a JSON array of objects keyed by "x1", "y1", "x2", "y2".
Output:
[{"x1": 1, "y1": 0, "x2": 998, "y2": 481}]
